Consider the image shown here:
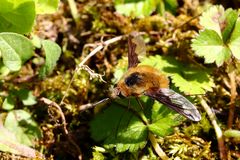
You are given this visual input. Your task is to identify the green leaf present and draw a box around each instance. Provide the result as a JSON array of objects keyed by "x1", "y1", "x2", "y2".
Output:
[
  {"x1": 143, "y1": 0, "x2": 158, "y2": 16},
  {"x1": 148, "y1": 101, "x2": 183, "y2": 137},
  {"x1": 34, "y1": 0, "x2": 59, "y2": 14},
  {"x1": 115, "y1": 1, "x2": 149, "y2": 17},
  {"x1": 196, "y1": 5, "x2": 240, "y2": 63},
  {"x1": 199, "y1": 5, "x2": 238, "y2": 42},
  {"x1": 221, "y1": 9, "x2": 238, "y2": 43},
  {"x1": 39, "y1": 40, "x2": 61, "y2": 78},
  {"x1": 0, "y1": 125, "x2": 21, "y2": 155},
  {"x1": 191, "y1": 29, "x2": 231, "y2": 66},
  {"x1": 90, "y1": 99, "x2": 148, "y2": 153},
  {"x1": 0, "y1": 61, "x2": 10, "y2": 78},
  {"x1": 0, "y1": 0, "x2": 13, "y2": 13},
  {"x1": 2, "y1": 95, "x2": 15, "y2": 110},
  {"x1": 164, "y1": 0, "x2": 178, "y2": 15},
  {"x1": 4, "y1": 110, "x2": 42, "y2": 147},
  {"x1": 16, "y1": 89, "x2": 37, "y2": 106},
  {"x1": 0, "y1": 32, "x2": 34, "y2": 71},
  {"x1": 171, "y1": 73, "x2": 213, "y2": 95},
  {"x1": 114, "y1": 0, "x2": 177, "y2": 17},
  {"x1": 92, "y1": 151, "x2": 105, "y2": 160},
  {"x1": 141, "y1": 55, "x2": 214, "y2": 94},
  {"x1": 0, "y1": 0, "x2": 35, "y2": 34},
  {"x1": 31, "y1": 35, "x2": 42, "y2": 48},
  {"x1": 0, "y1": 124, "x2": 43, "y2": 158},
  {"x1": 199, "y1": 5, "x2": 225, "y2": 37},
  {"x1": 90, "y1": 97, "x2": 184, "y2": 153},
  {"x1": 228, "y1": 18, "x2": 240, "y2": 59}
]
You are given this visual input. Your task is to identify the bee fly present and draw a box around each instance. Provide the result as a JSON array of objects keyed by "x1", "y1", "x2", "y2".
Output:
[{"x1": 114, "y1": 32, "x2": 201, "y2": 122}]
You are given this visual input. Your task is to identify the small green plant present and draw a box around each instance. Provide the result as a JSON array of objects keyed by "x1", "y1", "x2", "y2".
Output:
[
  {"x1": 0, "y1": 0, "x2": 59, "y2": 34},
  {"x1": 0, "y1": 88, "x2": 42, "y2": 157},
  {"x1": 0, "y1": 32, "x2": 34, "y2": 71},
  {"x1": 3, "y1": 89, "x2": 37, "y2": 111},
  {"x1": 0, "y1": 0, "x2": 60, "y2": 157},
  {"x1": 191, "y1": 5, "x2": 240, "y2": 159},
  {"x1": 0, "y1": 0, "x2": 61, "y2": 75},
  {"x1": 191, "y1": 5, "x2": 240, "y2": 66},
  {"x1": 191, "y1": 4, "x2": 240, "y2": 128},
  {"x1": 114, "y1": 0, "x2": 178, "y2": 17}
]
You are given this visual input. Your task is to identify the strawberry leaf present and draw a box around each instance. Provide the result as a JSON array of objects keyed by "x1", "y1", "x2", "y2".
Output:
[
  {"x1": 200, "y1": 5, "x2": 225, "y2": 37},
  {"x1": 148, "y1": 101, "x2": 183, "y2": 137},
  {"x1": 199, "y1": 5, "x2": 238, "y2": 42},
  {"x1": 90, "y1": 99, "x2": 148, "y2": 153},
  {"x1": 228, "y1": 18, "x2": 240, "y2": 59},
  {"x1": 221, "y1": 9, "x2": 238, "y2": 42},
  {"x1": 191, "y1": 29, "x2": 231, "y2": 66},
  {"x1": 90, "y1": 97, "x2": 183, "y2": 153}
]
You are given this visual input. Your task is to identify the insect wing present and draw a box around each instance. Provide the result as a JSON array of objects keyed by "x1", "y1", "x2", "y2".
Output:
[
  {"x1": 128, "y1": 32, "x2": 146, "y2": 68},
  {"x1": 145, "y1": 88, "x2": 201, "y2": 122}
]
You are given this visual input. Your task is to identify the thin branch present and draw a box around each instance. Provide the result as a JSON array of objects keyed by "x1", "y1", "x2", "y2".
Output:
[
  {"x1": 198, "y1": 97, "x2": 227, "y2": 160},
  {"x1": 227, "y1": 71, "x2": 237, "y2": 128},
  {"x1": 40, "y1": 97, "x2": 82, "y2": 160},
  {"x1": 60, "y1": 67, "x2": 77, "y2": 105},
  {"x1": 67, "y1": 0, "x2": 80, "y2": 23},
  {"x1": 40, "y1": 97, "x2": 68, "y2": 134},
  {"x1": 175, "y1": 13, "x2": 202, "y2": 29},
  {"x1": 78, "y1": 36, "x2": 123, "y2": 67},
  {"x1": 60, "y1": 35, "x2": 123, "y2": 105},
  {"x1": 148, "y1": 133, "x2": 169, "y2": 160}
]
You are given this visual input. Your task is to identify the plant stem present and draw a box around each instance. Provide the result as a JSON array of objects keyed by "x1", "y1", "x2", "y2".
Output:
[
  {"x1": 227, "y1": 71, "x2": 236, "y2": 128},
  {"x1": 136, "y1": 98, "x2": 149, "y2": 125},
  {"x1": 67, "y1": 0, "x2": 80, "y2": 23},
  {"x1": 40, "y1": 97, "x2": 83, "y2": 160},
  {"x1": 148, "y1": 133, "x2": 169, "y2": 160},
  {"x1": 78, "y1": 36, "x2": 123, "y2": 67},
  {"x1": 198, "y1": 97, "x2": 227, "y2": 160}
]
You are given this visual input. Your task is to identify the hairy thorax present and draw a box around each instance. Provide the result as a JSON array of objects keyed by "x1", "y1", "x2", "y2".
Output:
[{"x1": 117, "y1": 65, "x2": 169, "y2": 97}]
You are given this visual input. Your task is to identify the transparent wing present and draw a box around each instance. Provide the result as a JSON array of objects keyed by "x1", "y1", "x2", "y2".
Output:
[
  {"x1": 145, "y1": 88, "x2": 201, "y2": 121},
  {"x1": 128, "y1": 32, "x2": 146, "y2": 68}
]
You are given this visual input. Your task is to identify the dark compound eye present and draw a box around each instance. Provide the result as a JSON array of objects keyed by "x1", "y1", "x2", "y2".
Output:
[{"x1": 125, "y1": 72, "x2": 142, "y2": 86}]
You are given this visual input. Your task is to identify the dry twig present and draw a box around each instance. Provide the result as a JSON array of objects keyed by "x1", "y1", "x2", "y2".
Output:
[
  {"x1": 40, "y1": 97, "x2": 83, "y2": 160},
  {"x1": 227, "y1": 71, "x2": 237, "y2": 128},
  {"x1": 198, "y1": 97, "x2": 227, "y2": 160},
  {"x1": 149, "y1": 133, "x2": 169, "y2": 160},
  {"x1": 60, "y1": 35, "x2": 123, "y2": 105},
  {"x1": 67, "y1": 0, "x2": 79, "y2": 23}
]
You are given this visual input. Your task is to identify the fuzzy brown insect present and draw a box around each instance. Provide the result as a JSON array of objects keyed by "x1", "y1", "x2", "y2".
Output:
[{"x1": 115, "y1": 32, "x2": 201, "y2": 122}]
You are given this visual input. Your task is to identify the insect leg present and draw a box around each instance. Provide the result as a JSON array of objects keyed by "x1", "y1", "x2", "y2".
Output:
[{"x1": 136, "y1": 97, "x2": 144, "y2": 110}]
